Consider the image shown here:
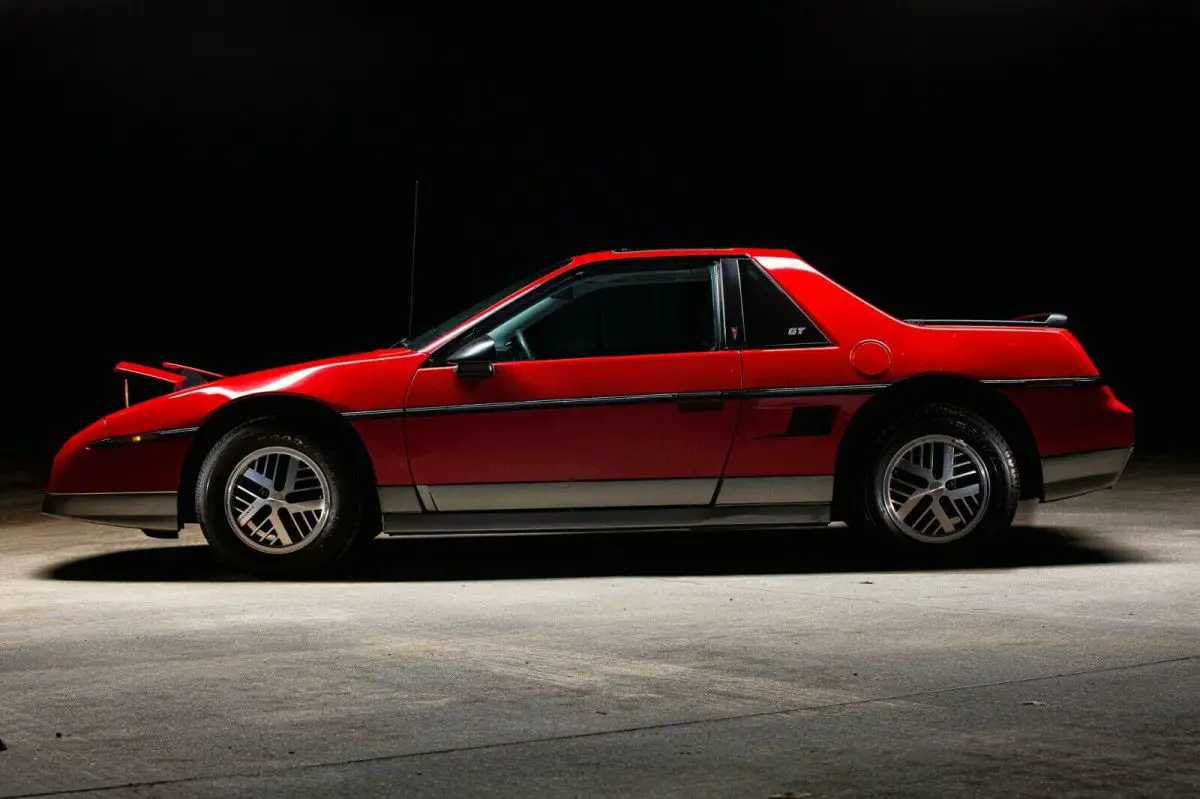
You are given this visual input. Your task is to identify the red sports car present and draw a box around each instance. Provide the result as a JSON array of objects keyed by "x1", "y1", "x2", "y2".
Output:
[{"x1": 44, "y1": 248, "x2": 1134, "y2": 577}]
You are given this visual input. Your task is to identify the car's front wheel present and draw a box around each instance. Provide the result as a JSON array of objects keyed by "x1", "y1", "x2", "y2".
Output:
[
  {"x1": 850, "y1": 404, "x2": 1019, "y2": 552},
  {"x1": 195, "y1": 423, "x2": 368, "y2": 578}
]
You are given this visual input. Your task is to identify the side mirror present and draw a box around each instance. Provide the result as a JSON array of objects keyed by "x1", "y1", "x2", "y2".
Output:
[{"x1": 447, "y1": 336, "x2": 496, "y2": 378}]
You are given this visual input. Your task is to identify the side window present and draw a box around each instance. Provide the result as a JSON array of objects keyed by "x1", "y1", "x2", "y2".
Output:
[
  {"x1": 738, "y1": 258, "x2": 829, "y2": 347},
  {"x1": 481, "y1": 258, "x2": 720, "y2": 361}
]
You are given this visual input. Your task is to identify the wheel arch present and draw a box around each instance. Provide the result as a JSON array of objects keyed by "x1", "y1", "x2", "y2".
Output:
[
  {"x1": 178, "y1": 393, "x2": 379, "y2": 525},
  {"x1": 832, "y1": 374, "x2": 1041, "y2": 519}
]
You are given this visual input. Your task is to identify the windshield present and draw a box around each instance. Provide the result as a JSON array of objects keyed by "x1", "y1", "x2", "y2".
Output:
[{"x1": 395, "y1": 259, "x2": 572, "y2": 350}]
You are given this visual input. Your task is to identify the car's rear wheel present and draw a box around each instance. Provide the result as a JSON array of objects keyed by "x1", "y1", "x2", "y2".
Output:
[
  {"x1": 849, "y1": 404, "x2": 1019, "y2": 552},
  {"x1": 195, "y1": 423, "x2": 368, "y2": 578}
]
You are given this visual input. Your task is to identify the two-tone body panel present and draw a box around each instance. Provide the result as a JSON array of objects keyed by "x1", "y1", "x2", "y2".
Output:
[{"x1": 43, "y1": 247, "x2": 1134, "y2": 537}]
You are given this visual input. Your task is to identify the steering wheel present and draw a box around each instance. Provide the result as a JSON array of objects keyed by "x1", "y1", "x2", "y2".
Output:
[{"x1": 514, "y1": 328, "x2": 535, "y2": 360}]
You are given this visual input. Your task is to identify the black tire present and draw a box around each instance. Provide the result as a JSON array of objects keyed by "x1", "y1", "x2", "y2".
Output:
[
  {"x1": 195, "y1": 423, "x2": 368, "y2": 578},
  {"x1": 847, "y1": 404, "x2": 1019, "y2": 553}
]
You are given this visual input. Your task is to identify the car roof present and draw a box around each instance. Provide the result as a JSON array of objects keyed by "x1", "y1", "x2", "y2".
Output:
[{"x1": 570, "y1": 247, "x2": 798, "y2": 264}]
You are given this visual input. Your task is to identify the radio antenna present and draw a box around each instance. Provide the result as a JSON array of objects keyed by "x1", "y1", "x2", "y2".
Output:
[{"x1": 407, "y1": 179, "x2": 419, "y2": 339}]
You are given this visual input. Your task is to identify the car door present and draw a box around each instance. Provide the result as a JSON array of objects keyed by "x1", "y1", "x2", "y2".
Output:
[{"x1": 403, "y1": 256, "x2": 743, "y2": 512}]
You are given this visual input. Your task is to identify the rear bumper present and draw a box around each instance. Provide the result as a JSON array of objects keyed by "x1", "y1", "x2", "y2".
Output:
[
  {"x1": 42, "y1": 491, "x2": 179, "y2": 531},
  {"x1": 1040, "y1": 446, "x2": 1133, "y2": 502}
]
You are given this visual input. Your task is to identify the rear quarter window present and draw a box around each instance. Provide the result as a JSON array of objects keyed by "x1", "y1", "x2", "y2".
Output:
[{"x1": 739, "y1": 259, "x2": 830, "y2": 347}]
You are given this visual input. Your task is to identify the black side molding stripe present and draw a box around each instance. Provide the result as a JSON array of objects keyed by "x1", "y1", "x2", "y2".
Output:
[
  {"x1": 408, "y1": 392, "x2": 681, "y2": 417},
  {"x1": 341, "y1": 377, "x2": 1101, "y2": 420},
  {"x1": 981, "y1": 377, "x2": 1102, "y2": 388},
  {"x1": 90, "y1": 426, "x2": 199, "y2": 448},
  {"x1": 342, "y1": 408, "x2": 408, "y2": 420},
  {"x1": 345, "y1": 386, "x2": 881, "y2": 420},
  {"x1": 345, "y1": 393, "x2": 682, "y2": 420},
  {"x1": 741, "y1": 384, "x2": 888, "y2": 398}
]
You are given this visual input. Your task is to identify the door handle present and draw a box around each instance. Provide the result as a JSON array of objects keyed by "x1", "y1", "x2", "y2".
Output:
[{"x1": 676, "y1": 391, "x2": 726, "y2": 412}]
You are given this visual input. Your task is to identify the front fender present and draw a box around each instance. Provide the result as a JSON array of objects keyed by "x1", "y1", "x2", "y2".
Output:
[{"x1": 45, "y1": 417, "x2": 193, "y2": 494}]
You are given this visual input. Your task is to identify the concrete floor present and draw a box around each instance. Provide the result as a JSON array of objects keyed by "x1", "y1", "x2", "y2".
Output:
[{"x1": 1, "y1": 456, "x2": 1197, "y2": 798}]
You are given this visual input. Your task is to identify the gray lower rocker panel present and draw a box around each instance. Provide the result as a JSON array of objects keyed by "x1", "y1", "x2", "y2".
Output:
[
  {"x1": 377, "y1": 485, "x2": 423, "y2": 514},
  {"x1": 715, "y1": 475, "x2": 834, "y2": 505},
  {"x1": 1041, "y1": 446, "x2": 1133, "y2": 502},
  {"x1": 42, "y1": 491, "x2": 179, "y2": 531},
  {"x1": 425, "y1": 478, "x2": 719, "y2": 512},
  {"x1": 382, "y1": 503, "x2": 831, "y2": 536}
]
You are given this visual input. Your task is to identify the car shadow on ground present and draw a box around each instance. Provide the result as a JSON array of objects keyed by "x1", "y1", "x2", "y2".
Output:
[{"x1": 42, "y1": 524, "x2": 1145, "y2": 582}]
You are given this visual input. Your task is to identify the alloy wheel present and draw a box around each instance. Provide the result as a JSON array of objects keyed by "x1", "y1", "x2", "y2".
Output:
[
  {"x1": 224, "y1": 446, "x2": 330, "y2": 554},
  {"x1": 881, "y1": 434, "x2": 990, "y2": 543}
]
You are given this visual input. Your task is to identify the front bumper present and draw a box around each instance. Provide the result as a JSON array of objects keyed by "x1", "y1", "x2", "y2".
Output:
[
  {"x1": 42, "y1": 491, "x2": 179, "y2": 531},
  {"x1": 1040, "y1": 446, "x2": 1133, "y2": 502}
]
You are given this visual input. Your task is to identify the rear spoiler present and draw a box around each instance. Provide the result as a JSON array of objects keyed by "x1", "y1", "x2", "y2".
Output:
[
  {"x1": 905, "y1": 312, "x2": 1068, "y2": 328},
  {"x1": 114, "y1": 361, "x2": 225, "y2": 405}
]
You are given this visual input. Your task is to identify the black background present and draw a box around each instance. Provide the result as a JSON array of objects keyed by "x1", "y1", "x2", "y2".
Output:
[{"x1": 2, "y1": 1, "x2": 1196, "y2": 458}]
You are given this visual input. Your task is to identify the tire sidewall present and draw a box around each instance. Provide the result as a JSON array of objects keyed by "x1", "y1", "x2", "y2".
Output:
[
  {"x1": 196, "y1": 425, "x2": 363, "y2": 577},
  {"x1": 863, "y1": 409, "x2": 1018, "y2": 550}
]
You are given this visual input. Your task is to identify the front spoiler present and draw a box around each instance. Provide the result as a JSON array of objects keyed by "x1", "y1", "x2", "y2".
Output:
[
  {"x1": 42, "y1": 492, "x2": 179, "y2": 532},
  {"x1": 1040, "y1": 446, "x2": 1133, "y2": 502}
]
